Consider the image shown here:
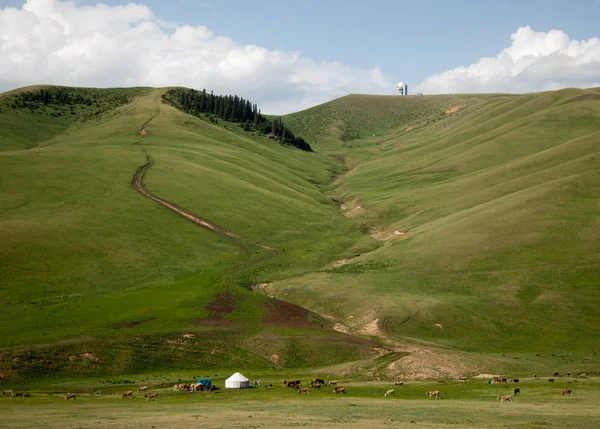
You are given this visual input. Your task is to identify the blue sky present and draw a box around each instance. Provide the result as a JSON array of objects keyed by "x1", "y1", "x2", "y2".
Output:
[
  {"x1": 1, "y1": 0, "x2": 599, "y2": 112},
  {"x1": 61, "y1": 0, "x2": 600, "y2": 87}
]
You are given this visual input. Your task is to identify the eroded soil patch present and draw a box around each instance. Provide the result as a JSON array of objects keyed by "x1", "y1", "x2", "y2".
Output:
[
  {"x1": 192, "y1": 292, "x2": 238, "y2": 326},
  {"x1": 261, "y1": 298, "x2": 324, "y2": 329}
]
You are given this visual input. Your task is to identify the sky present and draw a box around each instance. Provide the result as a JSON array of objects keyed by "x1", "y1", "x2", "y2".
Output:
[{"x1": 0, "y1": 0, "x2": 599, "y2": 114}]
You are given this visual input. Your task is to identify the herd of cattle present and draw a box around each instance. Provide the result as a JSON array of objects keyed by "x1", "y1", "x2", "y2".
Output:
[{"x1": 0, "y1": 374, "x2": 576, "y2": 403}]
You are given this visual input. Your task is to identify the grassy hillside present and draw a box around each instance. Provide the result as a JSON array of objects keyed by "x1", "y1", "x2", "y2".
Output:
[
  {"x1": 0, "y1": 87, "x2": 378, "y2": 381},
  {"x1": 277, "y1": 88, "x2": 600, "y2": 354},
  {"x1": 1, "y1": 85, "x2": 599, "y2": 384}
]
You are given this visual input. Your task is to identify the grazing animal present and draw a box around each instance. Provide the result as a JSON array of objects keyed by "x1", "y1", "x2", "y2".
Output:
[
  {"x1": 65, "y1": 393, "x2": 76, "y2": 400},
  {"x1": 173, "y1": 383, "x2": 190, "y2": 392},
  {"x1": 554, "y1": 372, "x2": 559, "y2": 377},
  {"x1": 426, "y1": 391, "x2": 440, "y2": 399},
  {"x1": 122, "y1": 391, "x2": 133, "y2": 399},
  {"x1": 458, "y1": 377, "x2": 467, "y2": 381},
  {"x1": 145, "y1": 392, "x2": 158, "y2": 401},
  {"x1": 312, "y1": 378, "x2": 325, "y2": 386},
  {"x1": 298, "y1": 387, "x2": 310, "y2": 395},
  {"x1": 310, "y1": 383, "x2": 321, "y2": 389},
  {"x1": 562, "y1": 388, "x2": 572, "y2": 396},
  {"x1": 2, "y1": 390, "x2": 13, "y2": 396},
  {"x1": 284, "y1": 380, "x2": 301, "y2": 388},
  {"x1": 190, "y1": 383, "x2": 204, "y2": 392},
  {"x1": 12, "y1": 392, "x2": 24, "y2": 398},
  {"x1": 333, "y1": 386, "x2": 346, "y2": 394},
  {"x1": 138, "y1": 386, "x2": 148, "y2": 392},
  {"x1": 548, "y1": 378, "x2": 555, "y2": 383},
  {"x1": 498, "y1": 395, "x2": 513, "y2": 404},
  {"x1": 384, "y1": 389, "x2": 395, "y2": 397},
  {"x1": 394, "y1": 381, "x2": 404, "y2": 386},
  {"x1": 567, "y1": 372, "x2": 571, "y2": 377},
  {"x1": 514, "y1": 388, "x2": 520, "y2": 396},
  {"x1": 328, "y1": 381, "x2": 338, "y2": 386},
  {"x1": 511, "y1": 378, "x2": 519, "y2": 383},
  {"x1": 209, "y1": 386, "x2": 219, "y2": 393}
]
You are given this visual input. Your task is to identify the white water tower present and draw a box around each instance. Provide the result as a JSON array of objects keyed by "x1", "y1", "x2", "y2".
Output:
[{"x1": 397, "y1": 81, "x2": 408, "y2": 96}]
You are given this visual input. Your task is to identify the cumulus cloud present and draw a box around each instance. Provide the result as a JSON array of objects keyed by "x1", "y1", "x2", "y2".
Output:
[
  {"x1": 0, "y1": 0, "x2": 392, "y2": 114},
  {"x1": 416, "y1": 26, "x2": 600, "y2": 94}
]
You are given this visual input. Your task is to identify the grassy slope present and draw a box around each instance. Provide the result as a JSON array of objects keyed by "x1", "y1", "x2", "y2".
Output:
[
  {"x1": 279, "y1": 89, "x2": 600, "y2": 354},
  {"x1": 0, "y1": 88, "x2": 376, "y2": 379},
  {"x1": 1, "y1": 86, "x2": 599, "y2": 383}
]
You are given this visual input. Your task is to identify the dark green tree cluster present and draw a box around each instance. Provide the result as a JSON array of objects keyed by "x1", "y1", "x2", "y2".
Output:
[
  {"x1": 7, "y1": 87, "x2": 141, "y2": 111},
  {"x1": 163, "y1": 88, "x2": 312, "y2": 152}
]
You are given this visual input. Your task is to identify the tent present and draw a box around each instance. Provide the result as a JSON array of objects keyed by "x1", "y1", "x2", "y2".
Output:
[
  {"x1": 196, "y1": 378, "x2": 212, "y2": 389},
  {"x1": 225, "y1": 372, "x2": 250, "y2": 389}
]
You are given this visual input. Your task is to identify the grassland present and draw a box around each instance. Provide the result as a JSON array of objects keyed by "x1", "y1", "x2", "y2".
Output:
[
  {"x1": 0, "y1": 374, "x2": 598, "y2": 428},
  {"x1": 1, "y1": 84, "x2": 599, "y2": 397},
  {"x1": 0, "y1": 87, "x2": 377, "y2": 380},
  {"x1": 280, "y1": 88, "x2": 600, "y2": 357}
]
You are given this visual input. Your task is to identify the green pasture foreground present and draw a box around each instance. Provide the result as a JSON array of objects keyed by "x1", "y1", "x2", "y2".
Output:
[{"x1": 0, "y1": 378, "x2": 598, "y2": 428}]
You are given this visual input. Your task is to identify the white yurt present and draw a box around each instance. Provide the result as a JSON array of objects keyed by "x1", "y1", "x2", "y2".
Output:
[{"x1": 225, "y1": 372, "x2": 250, "y2": 389}]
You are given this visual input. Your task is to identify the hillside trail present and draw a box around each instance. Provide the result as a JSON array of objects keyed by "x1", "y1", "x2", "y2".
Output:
[{"x1": 132, "y1": 95, "x2": 274, "y2": 252}]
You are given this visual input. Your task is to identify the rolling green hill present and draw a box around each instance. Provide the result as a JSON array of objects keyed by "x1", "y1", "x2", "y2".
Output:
[
  {"x1": 281, "y1": 89, "x2": 600, "y2": 354},
  {"x1": 1, "y1": 85, "x2": 599, "y2": 383}
]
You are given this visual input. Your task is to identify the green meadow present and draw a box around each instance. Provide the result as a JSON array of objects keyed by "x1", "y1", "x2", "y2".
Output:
[{"x1": 0, "y1": 85, "x2": 599, "y2": 426}]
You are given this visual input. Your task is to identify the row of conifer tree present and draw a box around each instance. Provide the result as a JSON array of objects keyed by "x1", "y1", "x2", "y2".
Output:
[{"x1": 163, "y1": 88, "x2": 312, "y2": 151}]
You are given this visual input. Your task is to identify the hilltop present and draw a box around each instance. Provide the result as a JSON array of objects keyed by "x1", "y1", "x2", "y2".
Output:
[{"x1": 1, "y1": 85, "x2": 599, "y2": 384}]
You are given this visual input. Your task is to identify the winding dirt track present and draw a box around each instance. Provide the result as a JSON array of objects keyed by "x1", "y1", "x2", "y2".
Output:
[{"x1": 132, "y1": 154, "x2": 273, "y2": 251}]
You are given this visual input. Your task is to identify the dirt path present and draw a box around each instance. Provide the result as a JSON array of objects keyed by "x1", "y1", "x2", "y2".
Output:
[{"x1": 132, "y1": 154, "x2": 273, "y2": 251}]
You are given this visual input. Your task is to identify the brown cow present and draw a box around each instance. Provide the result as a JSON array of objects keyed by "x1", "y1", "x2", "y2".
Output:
[
  {"x1": 562, "y1": 388, "x2": 572, "y2": 396},
  {"x1": 334, "y1": 386, "x2": 346, "y2": 394},
  {"x1": 145, "y1": 392, "x2": 158, "y2": 401},
  {"x1": 310, "y1": 383, "x2": 321, "y2": 389},
  {"x1": 548, "y1": 378, "x2": 555, "y2": 383},
  {"x1": 12, "y1": 392, "x2": 24, "y2": 398},
  {"x1": 384, "y1": 389, "x2": 395, "y2": 397},
  {"x1": 298, "y1": 387, "x2": 310, "y2": 395},
  {"x1": 2, "y1": 390, "x2": 13, "y2": 396},
  {"x1": 328, "y1": 381, "x2": 338, "y2": 386},
  {"x1": 394, "y1": 381, "x2": 404, "y2": 386},
  {"x1": 209, "y1": 386, "x2": 219, "y2": 393},
  {"x1": 138, "y1": 386, "x2": 148, "y2": 392},
  {"x1": 426, "y1": 391, "x2": 440, "y2": 399},
  {"x1": 122, "y1": 391, "x2": 133, "y2": 399},
  {"x1": 497, "y1": 395, "x2": 513, "y2": 404},
  {"x1": 65, "y1": 393, "x2": 76, "y2": 400},
  {"x1": 284, "y1": 380, "x2": 301, "y2": 388},
  {"x1": 312, "y1": 378, "x2": 325, "y2": 385}
]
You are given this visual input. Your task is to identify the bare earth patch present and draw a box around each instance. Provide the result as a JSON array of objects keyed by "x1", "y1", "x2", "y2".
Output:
[
  {"x1": 445, "y1": 104, "x2": 466, "y2": 114},
  {"x1": 329, "y1": 255, "x2": 360, "y2": 268},
  {"x1": 473, "y1": 373, "x2": 501, "y2": 379},
  {"x1": 371, "y1": 229, "x2": 409, "y2": 241},
  {"x1": 404, "y1": 126, "x2": 414, "y2": 131},
  {"x1": 261, "y1": 298, "x2": 320, "y2": 329},
  {"x1": 340, "y1": 199, "x2": 367, "y2": 217},
  {"x1": 79, "y1": 353, "x2": 100, "y2": 362},
  {"x1": 192, "y1": 292, "x2": 238, "y2": 326}
]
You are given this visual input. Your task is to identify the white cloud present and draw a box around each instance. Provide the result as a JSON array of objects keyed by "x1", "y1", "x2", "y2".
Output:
[
  {"x1": 0, "y1": 0, "x2": 392, "y2": 113},
  {"x1": 416, "y1": 26, "x2": 600, "y2": 94}
]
